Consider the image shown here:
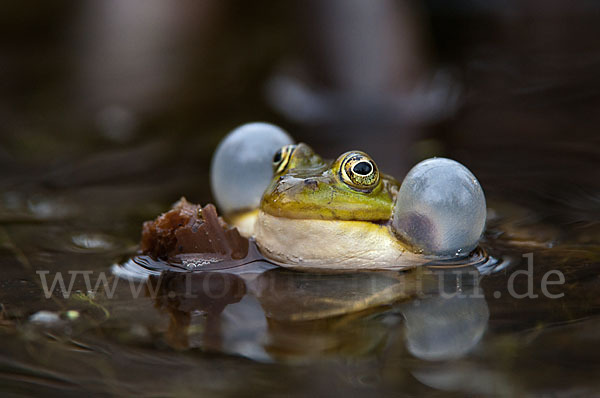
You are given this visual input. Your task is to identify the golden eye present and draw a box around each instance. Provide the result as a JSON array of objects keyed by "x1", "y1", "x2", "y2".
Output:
[
  {"x1": 339, "y1": 151, "x2": 380, "y2": 191},
  {"x1": 272, "y1": 144, "x2": 297, "y2": 174}
]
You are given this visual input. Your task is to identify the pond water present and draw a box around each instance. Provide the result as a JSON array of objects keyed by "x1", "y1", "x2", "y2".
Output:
[
  {"x1": 1, "y1": 1, "x2": 600, "y2": 397},
  {"x1": 1, "y1": 135, "x2": 598, "y2": 397}
]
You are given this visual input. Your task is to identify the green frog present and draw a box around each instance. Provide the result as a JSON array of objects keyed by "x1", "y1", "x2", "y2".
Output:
[
  {"x1": 252, "y1": 143, "x2": 421, "y2": 270},
  {"x1": 211, "y1": 123, "x2": 487, "y2": 271}
]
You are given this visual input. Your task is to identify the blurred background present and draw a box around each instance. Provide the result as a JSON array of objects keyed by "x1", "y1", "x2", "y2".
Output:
[
  {"x1": 1, "y1": 0, "x2": 598, "y2": 218},
  {"x1": 1, "y1": 1, "x2": 600, "y2": 396}
]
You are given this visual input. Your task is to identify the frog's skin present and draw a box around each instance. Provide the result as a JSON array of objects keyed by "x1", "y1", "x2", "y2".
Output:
[{"x1": 234, "y1": 143, "x2": 423, "y2": 270}]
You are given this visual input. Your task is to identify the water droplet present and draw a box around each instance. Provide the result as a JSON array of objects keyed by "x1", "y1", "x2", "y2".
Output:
[
  {"x1": 66, "y1": 310, "x2": 80, "y2": 321},
  {"x1": 29, "y1": 311, "x2": 61, "y2": 325},
  {"x1": 70, "y1": 233, "x2": 117, "y2": 252}
]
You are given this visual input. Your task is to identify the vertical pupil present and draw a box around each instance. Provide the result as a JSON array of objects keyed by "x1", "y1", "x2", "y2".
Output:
[
  {"x1": 353, "y1": 161, "x2": 372, "y2": 175},
  {"x1": 273, "y1": 149, "x2": 283, "y2": 164}
]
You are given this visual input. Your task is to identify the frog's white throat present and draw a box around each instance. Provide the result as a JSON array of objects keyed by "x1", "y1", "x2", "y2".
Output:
[{"x1": 253, "y1": 210, "x2": 421, "y2": 270}]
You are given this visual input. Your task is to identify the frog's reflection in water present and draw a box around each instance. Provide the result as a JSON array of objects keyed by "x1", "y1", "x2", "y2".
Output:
[
  {"x1": 149, "y1": 271, "x2": 246, "y2": 352},
  {"x1": 148, "y1": 265, "x2": 489, "y2": 363}
]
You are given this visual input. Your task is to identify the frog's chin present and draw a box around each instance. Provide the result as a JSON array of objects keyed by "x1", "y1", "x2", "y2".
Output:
[{"x1": 254, "y1": 210, "x2": 423, "y2": 271}]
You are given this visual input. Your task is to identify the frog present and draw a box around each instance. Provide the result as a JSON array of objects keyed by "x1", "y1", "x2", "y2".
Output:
[
  {"x1": 252, "y1": 143, "x2": 421, "y2": 270},
  {"x1": 210, "y1": 123, "x2": 487, "y2": 271}
]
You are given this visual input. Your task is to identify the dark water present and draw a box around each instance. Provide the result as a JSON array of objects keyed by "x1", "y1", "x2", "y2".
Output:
[{"x1": 1, "y1": 1, "x2": 600, "y2": 396}]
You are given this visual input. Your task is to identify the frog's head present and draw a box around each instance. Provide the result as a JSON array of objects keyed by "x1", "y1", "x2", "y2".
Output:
[{"x1": 260, "y1": 143, "x2": 399, "y2": 222}]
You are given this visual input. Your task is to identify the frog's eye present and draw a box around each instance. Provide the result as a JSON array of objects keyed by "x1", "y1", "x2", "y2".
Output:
[
  {"x1": 339, "y1": 152, "x2": 380, "y2": 191},
  {"x1": 273, "y1": 144, "x2": 297, "y2": 174}
]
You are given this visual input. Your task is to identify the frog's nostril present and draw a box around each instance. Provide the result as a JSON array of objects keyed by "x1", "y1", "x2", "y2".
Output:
[{"x1": 304, "y1": 179, "x2": 318, "y2": 190}]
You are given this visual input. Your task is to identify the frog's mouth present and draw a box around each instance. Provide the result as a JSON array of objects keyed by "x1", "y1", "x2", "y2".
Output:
[{"x1": 253, "y1": 210, "x2": 421, "y2": 270}]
